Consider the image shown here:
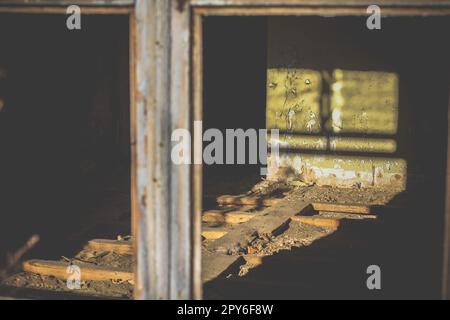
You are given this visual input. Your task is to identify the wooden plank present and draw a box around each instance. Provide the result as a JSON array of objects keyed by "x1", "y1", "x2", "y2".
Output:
[
  {"x1": 312, "y1": 203, "x2": 371, "y2": 214},
  {"x1": 0, "y1": 6, "x2": 132, "y2": 14},
  {"x1": 129, "y1": 5, "x2": 138, "y2": 292},
  {"x1": 85, "y1": 240, "x2": 133, "y2": 255},
  {"x1": 190, "y1": 0, "x2": 450, "y2": 6},
  {"x1": 217, "y1": 195, "x2": 261, "y2": 206},
  {"x1": 203, "y1": 210, "x2": 257, "y2": 224},
  {"x1": 208, "y1": 196, "x2": 311, "y2": 254},
  {"x1": 217, "y1": 195, "x2": 283, "y2": 207},
  {"x1": 192, "y1": 5, "x2": 450, "y2": 17},
  {"x1": 134, "y1": 0, "x2": 171, "y2": 300},
  {"x1": 291, "y1": 215, "x2": 341, "y2": 230},
  {"x1": 318, "y1": 211, "x2": 378, "y2": 220},
  {"x1": 23, "y1": 260, "x2": 133, "y2": 283},
  {"x1": 191, "y1": 4, "x2": 203, "y2": 300},
  {"x1": 263, "y1": 198, "x2": 283, "y2": 206},
  {"x1": 202, "y1": 228, "x2": 229, "y2": 240},
  {"x1": 0, "y1": 0, "x2": 134, "y2": 5},
  {"x1": 194, "y1": 7, "x2": 450, "y2": 17},
  {"x1": 243, "y1": 255, "x2": 263, "y2": 266}
]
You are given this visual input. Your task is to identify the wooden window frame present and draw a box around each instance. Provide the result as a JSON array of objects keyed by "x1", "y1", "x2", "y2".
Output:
[
  {"x1": 190, "y1": 0, "x2": 450, "y2": 301},
  {"x1": 2, "y1": 0, "x2": 450, "y2": 300}
]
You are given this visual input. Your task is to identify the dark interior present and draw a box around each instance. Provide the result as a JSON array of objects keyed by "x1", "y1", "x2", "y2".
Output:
[
  {"x1": 202, "y1": 16, "x2": 450, "y2": 299},
  {"x1": 0, "y1": 14, "x2": 131, "y2": 266},
  {"x1": 203, "y1": 17, "x2": 268, "y2": 200}
]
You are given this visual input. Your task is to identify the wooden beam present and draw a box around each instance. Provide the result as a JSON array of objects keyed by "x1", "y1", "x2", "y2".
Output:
[
  {"x1": 203, "y1": 210, "x2": 257, "y2": 224},
  {"x1": 23, "y1": 260, "x2": 133, "y2": 283},
  {"x1": 191, "y1": 1, "x2": 204, "y2": 301},
  {"x1": 0, "y1": 0, "x2": 134, "y2": 5},
  {"x1": 202, "y1": 228, "x2": 229, "y2": 240},
  {"x1": 217, "y1": 194, "x2": 283, "y2": 207},
  {"x1": 291, "y1": 215, "x2": 341, "y2": 230},
  {"x1": 217, "y1": 195, "x2": 261, "y2": 206},
  {"x1": 318, "y1": 211, "x2": 378, "y2": 220},
  {"x1": 312, "y1": 203, "x2": 371, "y2": 214},
  {"x1": 0, "y1": 6, "x2": 132, "y2": 14},
  {"x1": 134, "y1": 0, "x2": 196, "y2": 300},
  {"x1": 194, "y1": 5, "x2": 450, "y2": 17},
  {"x1": 133, "y1": 0, "x2": 171, "y2": 300},
  {"x1": 207, "y1": 197, "x2": 311, "y2": 254},
  {"x1": 172, "y1": 0, "x2": 197, "y2": 300},
  {"x1": 190, "y1": 0, "x2": 450, "y2": 6},
  {"x1": 85, "y1": 240, "x2": 133, "y2": 255}
]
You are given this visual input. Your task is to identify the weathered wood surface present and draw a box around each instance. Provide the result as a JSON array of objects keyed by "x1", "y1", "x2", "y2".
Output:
[
  {"x1": 0, "y1": 6, "x2": 131, "y2": 14},
  {"x1": 0, "y1": 0, "x2": 133, "y2": 5},
  {"x1": 2, "y1": 0, "x2": 450, "y2": 7},
  {"x1": 312, "y1": 203, "x2": 371, "y2": 214},
  {"x1": 291, "y1": 215, "x2": 341, "y2": 230},
  {"x1": 170, "y1": 0, "x2": 196, "y2": 300},
  {"x1": 202, "y1": 228, "x2": 229, "y2": 240},
  {"x1": 133, "y1": 0, "x2": 195, "y2": 300},
  {"x1": 85, "y1": 240, "x2": 133, "y2": 255},
  {"x1": 207, "y1": 197, "x2": 311, "y2": 254},
  {"x1": 203, "y1": 210, "x2": 256, "y2": 224},
  {"x1": 23, "y1": 260, "x2": 133, "y2": 283},
  {"x1": 217, "y1": 195, "x2": 261, "y2": 206},
  {"x1": 191, "y1": 0, "x2": 450, "y2": 6},
  {"x1": 318, "y1": 211, "x2": 378, "y2": 220},
  {"x1": 193, "y1": 5, "x2": 450, "y2": 17},
  {"x1": 192, "y1": 7, "x2": 203, "y2": 300},
  {"x1": 133, "y1": 0, "x2": 171, "y2": 300},
  {"x1": 217, "y1": 195, "x2": 282, "y2": 207}
]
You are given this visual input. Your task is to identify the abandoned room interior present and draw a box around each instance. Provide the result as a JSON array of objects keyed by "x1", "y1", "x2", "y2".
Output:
[
  {"x1": 201, "y1": 15, "x2": 450, "y2": 299},
  {"x1": 0, "y1": 2, "x2": 450, "y2": 301},
  {"x1": 0, "y1": 13, "x2": 133, "y2": 298}
]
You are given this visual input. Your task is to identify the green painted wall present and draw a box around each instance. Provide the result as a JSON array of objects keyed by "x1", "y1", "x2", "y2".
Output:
[{"x1": 266, "y1": 17, "x2": 406, "y2": 189}]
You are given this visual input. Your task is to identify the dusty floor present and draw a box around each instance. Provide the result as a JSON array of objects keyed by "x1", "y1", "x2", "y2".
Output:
[
  {"x1": 2, "y1": 250, "x2": 134, "y2": 299},
  {"x1": 290, "y1": 185, "x2": 402, "y2": 206},
  {"x1": 0, "y1": 175, "x2": 133, "y2": 300},
  {"x1": 0, "y1": 180, "x2": 407, "y2": 299}
]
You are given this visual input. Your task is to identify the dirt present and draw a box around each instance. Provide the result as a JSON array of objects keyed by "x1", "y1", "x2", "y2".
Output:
[
  {"x1": 1, "y1": 250, "x2": 134, "y2": 299},
  {"x1": 209, "y1": 181, "x2": 401, "y2": 278},
  {"x1": 1, "y1": 180, "x2": 401, "y2": 299},
  {"x1": 73, "y1": 250, "x2": 133, "y2": 270},
  {"x1": 3, "y1": 273, "x2": 133, "y2": 299},
  {"x1": 239, "y1": 222, "x2": 332, "y2": 276},
  {"x1": 290, "y1": 185, "x2": 401, "y2": 205}
]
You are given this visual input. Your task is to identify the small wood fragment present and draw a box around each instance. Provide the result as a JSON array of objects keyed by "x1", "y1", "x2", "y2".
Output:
[
  {"x1": 202, "y1": 228, "x2": 229, "y2": 240},
  {"x1": 217, "y1": 195, "x2": 261, "y2": 206},
  {"x1": 85, "y1": 239, "x2": 133, "y2": 255},
  {"x1": 244, "y1": 255, "x2": 263, "y2": 266},
  {"x1": 318, "y1": 211, "x2": 378, "y2": 220},
  {"x1": 312, "y1": 203, "x2": 371, "y2": 214},
  {"x1": 217, "y1": 195, "x2": 283, "y2": 207},
  {"x1": 291, "y1": 215, "x2": 341, "y2": 230},
  {"x1": 202, "y1": 211, "x2": 257, "y2": 224},
  {"x1": 23, "y1": 260, "x2": 133, "y2": 283}
]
